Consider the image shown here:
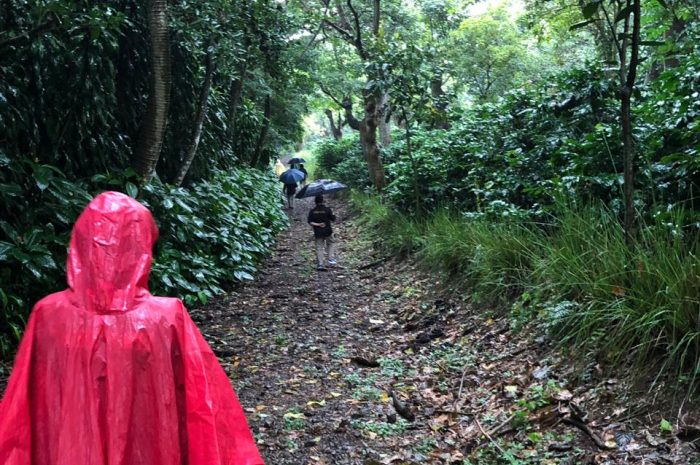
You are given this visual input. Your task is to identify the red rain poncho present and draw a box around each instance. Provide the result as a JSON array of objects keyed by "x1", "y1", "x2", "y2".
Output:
[{"x1": 0, "y1": 191, "x2": 264, "y2": 465}]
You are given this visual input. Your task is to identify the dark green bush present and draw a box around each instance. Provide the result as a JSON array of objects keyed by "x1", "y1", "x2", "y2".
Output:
[
  {"x1": 0, "y1": 165, "x2": 286, "y2": 358},
  {"x1": 144, "y1": 169, "x2": 287, "y2": 306},
  {"x1": 314, "y1": 134, "x2": 372, "y2": 188},
  {"x1": 384, "y1": 66, "x2": 622, "y2": 216},
  {"x1": 383, "y1": 47, "x2": 700, "y2": 226}
]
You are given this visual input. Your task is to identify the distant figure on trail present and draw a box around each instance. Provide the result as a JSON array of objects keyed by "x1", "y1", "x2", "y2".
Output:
[
  {"x1": 284, "y1": 182, "x2": 297, "y2": 209},
  {"x1": 308, "y1": 195, "x2": 337, "y2": 271},
  {"x1": 274, "y1": 158, "x2": 285, "y2": 177},
  {"x1": 298, "y1": 164, "x2": 308, "y2": 186},
  {"x1": 0, "y1": 192, "x2": 264, "y2": 465}
]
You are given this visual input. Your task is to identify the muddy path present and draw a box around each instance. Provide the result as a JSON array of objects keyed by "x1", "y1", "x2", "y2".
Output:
[
  {"x1": 196, "y1": 197, "x2": 699, "y2": 465},
  {"x1": 1, "y1": 196, "x2": 698, "y2": 464}
]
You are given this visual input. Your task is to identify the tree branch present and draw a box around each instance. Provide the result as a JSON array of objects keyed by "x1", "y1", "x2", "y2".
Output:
[
  {"x1": 0, "y1": 19, "x2": 56, "y2": 49},
  {"x1": 334, "y1": 0, "x2": 352, "y2": 31},
  {"x1": 319, "y1": 84, "x2": 344, "y2": 107},
  {"x1": 346, "y1": 0, "x2": 365, "y2": 57},
  {"x1": 372, "y1": 0, "x2": 380, "y2": 37},
  {"x1": 599, "y1": 2, "x2": 624, "y2": 59},
  {"x1": 626, "y1": 0, "x2": 641, "y2": 89},
  {"x1": 321, "y1": 18, "x2": 355, "y2": 45},
  {"x1": 342, "y1": 96, "x2": 361, "y2": 130}
]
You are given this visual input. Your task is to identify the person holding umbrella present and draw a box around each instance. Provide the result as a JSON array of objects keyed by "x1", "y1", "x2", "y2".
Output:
[
  {"x1": 308, "y1": 195, "x2": 337, "y2": 271},
  {"x1": 283, "y1": 183, "x2": 297, "y2": 209},
  {"x1": 298, "y1": 164, "x2": 308, "y2": 186},
  {"x1": 279, "y1": 168, "x2": 305, "y2": 209}
]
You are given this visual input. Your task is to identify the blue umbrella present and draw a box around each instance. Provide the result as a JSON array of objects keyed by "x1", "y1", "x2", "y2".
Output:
[
  {"x1": 279, "y1": 169, "x2": 305, "y2": 185},
  {"x1": 295, "y1": 179, "x2": 348, "y2": 198}
]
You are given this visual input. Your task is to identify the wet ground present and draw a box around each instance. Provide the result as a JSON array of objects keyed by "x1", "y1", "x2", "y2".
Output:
[
  {"x1": 196, "y1": 198, "x2": 700, "y2": 465},
  {"x1": 2, "y1": 197, "x2": 699, "y2": 464}
]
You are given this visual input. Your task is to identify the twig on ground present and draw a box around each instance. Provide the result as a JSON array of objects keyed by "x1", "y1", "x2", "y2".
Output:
[
  {"x1": 358, "y1": 255, "x2": 393, "y2": 270},
  {"x1": 562, "y1": 417, "x2": 615, "y2": 450},
  {"x1": 489, "y1": 414, "x2": 515, "y2": 436},
  {"x1": 456, "y1": 364, "x2": 470, "y2": 401},
  {"x1": 476, "y1": 419, "x2": 506, "y2": 455}
]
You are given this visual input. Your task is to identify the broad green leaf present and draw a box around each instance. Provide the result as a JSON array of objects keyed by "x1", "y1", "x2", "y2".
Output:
[{"x1": 126, "y1": 182, "x2": 138, "y2": 198}]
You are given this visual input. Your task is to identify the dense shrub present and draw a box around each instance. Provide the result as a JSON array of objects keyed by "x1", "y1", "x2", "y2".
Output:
[
  {"x1": 383, "y1": 66, "x2": 623, "y2": 216},
  {"x1": 0, "y1": 166, "x2": 285, "y2": 358},
  {"x1": 313, "y1": 134, "x2": 372, "y2": 188},
  {"x1": 381, "y1": 52, "x2": 700, "y2": 225},
  {"x1": 144, "y1": 169, "x2": 287, "y2": 305}
]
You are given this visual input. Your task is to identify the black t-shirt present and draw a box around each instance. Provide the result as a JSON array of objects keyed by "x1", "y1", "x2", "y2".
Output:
[
  {"x1": 308, "y1": 205, "x2": 336, "y2": 237},
  {"x1": 284, "y1": 183, "x2": 297, "y2": 195}
]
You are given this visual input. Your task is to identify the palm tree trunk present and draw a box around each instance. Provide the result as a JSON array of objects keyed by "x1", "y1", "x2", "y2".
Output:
[
  {"x1": 250, "y1": 94, "x2": 272, "y2": 168},
  {"x1": 173, "y1": 50, "x2": 215, "y2": 186},
  {"x1": 133, "y1": 0, "x2": 171, "y2": 182}
]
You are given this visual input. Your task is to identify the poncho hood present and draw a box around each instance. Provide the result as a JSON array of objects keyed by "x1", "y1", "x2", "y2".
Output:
[{"x1": 67, "y1": 191, "x2": 158, "y2": 313}]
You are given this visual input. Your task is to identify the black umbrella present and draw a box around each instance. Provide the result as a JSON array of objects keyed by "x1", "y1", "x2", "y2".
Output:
[
  {"x1": 279, "y1": 169, "x2": 305, "y2": 185},
  {"x1": 288, "y1": 157, "x2": 306, "y2": 165},
  {"x1": 295, "y1": 179, "x2": 348, "y2": 198}
]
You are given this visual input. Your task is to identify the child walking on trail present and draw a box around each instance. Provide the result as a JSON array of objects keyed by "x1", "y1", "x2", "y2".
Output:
[
  {"x1": 308, "y1": 195, "x2": 337, "y2": 271},
  {"x1": 298, "y1": 164, "x2": 308, "y2": 186},
  {"x1": 283, "y1": 182, "x2": 297, "y2": 209}
]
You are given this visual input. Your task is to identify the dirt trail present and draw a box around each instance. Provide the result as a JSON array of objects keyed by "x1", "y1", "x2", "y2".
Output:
[
  {"x1": 2, "y1": 197, "x2": 698, "y2": 464},
  {"x1": 197, "y1": 198, "x2": 699, "y2": 465}
]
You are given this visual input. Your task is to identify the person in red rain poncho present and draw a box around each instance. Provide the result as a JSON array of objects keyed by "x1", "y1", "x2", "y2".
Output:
[{"x1": 0, "y1": 191, "x2": 264, "y2": 465}]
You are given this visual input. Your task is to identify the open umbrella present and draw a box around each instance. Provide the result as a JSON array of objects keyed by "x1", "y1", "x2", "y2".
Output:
[
  {"x1": 279, "y1": 168, "x2": 305, "y2": 185},
  {"x1": 295, "y1": 179, "x2": 348, "y2": 198},
  {"x1": 288, "y1": 157, "x2": 306, "y2": 165}
]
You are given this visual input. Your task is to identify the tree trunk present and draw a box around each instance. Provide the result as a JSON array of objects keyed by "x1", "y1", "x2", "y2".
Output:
[
  {"x1": 325, "y1": 109, "x2": 343, "y2": 140},
  {"x1": 378, "y1": 92, "x2": 391, "y2": 146},
  {"x1": 430, "y1": 71, "x2": 450, "y2": 129},
  {"x1": 226, "y1": 57, "x2": 248, "y2": 141},
  {"x1": 360, "y1": 92, "x2": 386, "y2": 190},
  {"x1": 173, "y1": 50, "x2": 215, "y2": 187},
  {"x1": 250, "y1": 94, "x2": 272, "y2": 168},
  {"x1": 342, "y1": 97, "x2": 361, "y2": 130},
  {"x1": 402, "y1": 109, "x2": 421, "y2": 214},
  {"x1": 133, "y1": 0, "x2": 171, "y2": 182},
  {"x1": 622, "y1": 0, "x2": 641, "y2": 240}
]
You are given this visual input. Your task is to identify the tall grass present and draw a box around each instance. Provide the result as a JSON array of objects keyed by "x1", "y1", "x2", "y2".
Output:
[{"x1": 353, "y1": 194, "x2": 700, "y2": 379}]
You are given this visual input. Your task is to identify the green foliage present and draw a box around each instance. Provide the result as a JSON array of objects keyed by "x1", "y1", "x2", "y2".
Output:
[
  {"x1": 143, "y1": 169, "x2": 287, "y2": 307},
  {"x1": 351, "y1": 192, "x2": 425, "y2": 255},
  {"x1": 449, "y1": 5, "x2": 533, "y2": 102},
  {"x1": 384, "y1": 65, "x2": 622, "y2": 216},
  {"x1": 0, "y1": 157, "x2": 93, "y2": 356},
  {"x1": 0, "y1": 0, "x2": 312, "y2": 184},
  {"x1": 0, "y1": 167, "x2": 285, "y2": 358},
  {"x1": 420, "y1": 210, "x2": 537, "y2": 303},
  {"x1": 313, "y1": 135, "x2": 372, "y2": 188}
]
